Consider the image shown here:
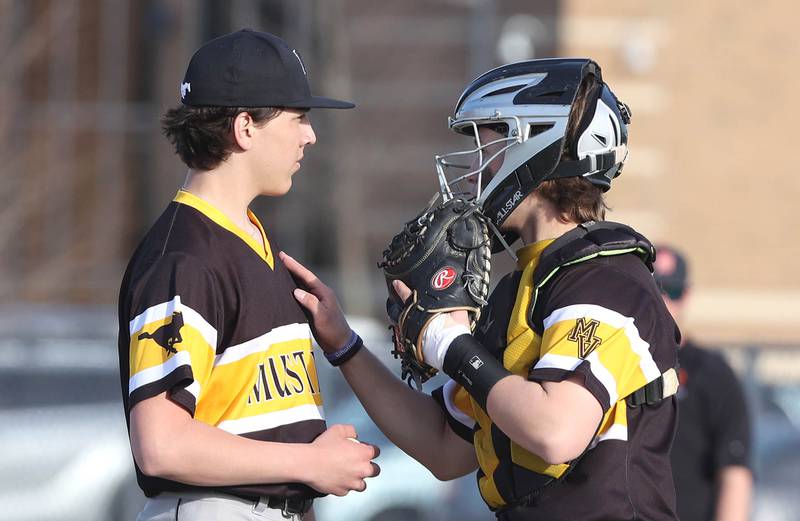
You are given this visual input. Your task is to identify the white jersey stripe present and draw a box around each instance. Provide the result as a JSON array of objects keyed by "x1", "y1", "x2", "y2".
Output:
[
  {"x1": 217, "y1": 404, "x2": 325, "y2": 435},
  {"x1": 585, "y1": 350, "x2": 619, "y2": 407},
  {"x1": 534, "y1": 352, "x2": 618, "y2": 408},
  {"x1": 129, "y1": 296, "x2": 218, "y2": 351},
  {"x1": 443, "y1": 379, "x2": 476, "y2": 429},
  {"x1": 589, "y1": 423, "x2": 628, "y2": 450},
  {"x1": 534, "y1": 352, "x2": 582, "y2": 372},
  {"x1": 214, "y1": 323, "x2": 312, "y2": 367},
  {"x1": 129, "y1": 350, "x2": 193, "y2": 395},
  {"x1": 185, "y1": 380, "x2": 201, "y2": 400},
  {"x1": 542, "y1": 304, "x2": 661, "y2": 382}
]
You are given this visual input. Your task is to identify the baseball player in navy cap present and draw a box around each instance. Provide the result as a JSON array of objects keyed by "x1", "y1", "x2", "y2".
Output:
[{"x1": 118, "y1": 29, "x2": 377, "y2": 521}]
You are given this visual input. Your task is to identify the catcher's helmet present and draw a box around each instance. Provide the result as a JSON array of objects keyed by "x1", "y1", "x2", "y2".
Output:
[{"x1": 435, "y1": 58, "x2": 631, "y2": 240}]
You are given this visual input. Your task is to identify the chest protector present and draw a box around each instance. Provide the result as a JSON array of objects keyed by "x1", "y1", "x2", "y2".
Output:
[
  {"x1": 530, "y1": 220, "x2": 655, "y2": 324},
  {"x1": 487, "y1": 221, "x2": 678, "y2": 511},
  {"x1": 529, "y1": 221, "x2": 677, "y2": 406}
]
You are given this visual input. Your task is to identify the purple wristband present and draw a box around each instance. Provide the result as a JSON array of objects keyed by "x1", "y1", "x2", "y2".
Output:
[{"x1": 324, "y1": 330, "x2": 363, "y2": 367}]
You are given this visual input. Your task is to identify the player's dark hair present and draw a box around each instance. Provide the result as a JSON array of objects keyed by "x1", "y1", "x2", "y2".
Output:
[
  {"x1": 534, "y1": 177, "x2": 608, "y2": 223},
  {"x1": 161, "y1": 106, "x2": 280, "y2": 170}
]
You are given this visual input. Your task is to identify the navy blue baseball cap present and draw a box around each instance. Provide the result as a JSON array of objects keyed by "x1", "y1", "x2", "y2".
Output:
[
  {"x1": 179, "y1": 29, "x2": 354, "y2": 109},
  {"x1": 653, "y1": 245, "x2": 689, "y2": 300}
]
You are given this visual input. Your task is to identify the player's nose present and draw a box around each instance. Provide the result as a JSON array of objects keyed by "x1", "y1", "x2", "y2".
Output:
[{"x1": 303, "y1": 123, "x2": 317, "y2": 146}]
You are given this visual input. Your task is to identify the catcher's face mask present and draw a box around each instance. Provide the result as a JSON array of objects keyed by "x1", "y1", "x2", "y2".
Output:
[
  {"x1": 434, "y1": 120, "x2": 521, "y2": 201},
  {"x1": 435, "y1": 59, "x2": 630, "y2": 234}
]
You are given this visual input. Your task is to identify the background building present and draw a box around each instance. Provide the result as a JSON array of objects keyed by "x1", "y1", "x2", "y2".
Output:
[
  {"x1": 1, "y1": 2, "x2": 799, "y2": 520},
  {"x1": 1, "y1": 0, "x2": 797, "y2": 346}
]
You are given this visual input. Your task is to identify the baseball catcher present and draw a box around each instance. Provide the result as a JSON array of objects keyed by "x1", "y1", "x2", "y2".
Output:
[
  {"x1": 378, "y1": 195, "x2": 491, "y2": 388},
  {"x1": 286, "y1": 58, "x2": 681, "y2": 521}
]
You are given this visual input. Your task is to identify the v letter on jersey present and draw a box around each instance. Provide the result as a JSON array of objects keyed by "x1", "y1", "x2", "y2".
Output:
[{"x1": 568, "y1": 317, "x2": 603, "y2": 359}]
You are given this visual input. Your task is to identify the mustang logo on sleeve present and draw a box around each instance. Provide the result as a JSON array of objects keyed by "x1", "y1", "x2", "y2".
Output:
[{"x1": 138, "y1": 311, "x2": 185, "y2": 354}]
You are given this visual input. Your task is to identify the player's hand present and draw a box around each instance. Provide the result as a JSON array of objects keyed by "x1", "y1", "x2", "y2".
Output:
[
  {"x1": 392, "y1": 280, "x2": 470, "y2": 370},
  {"x1": 280, "y1": 251, "x2": 352, "y2": 353},
  {"x1": 392, "y1": 280, "x2": 470, "y2": 329},
  {"x1": 306, "y1": 424, "x2": 381, "y2": 496}
]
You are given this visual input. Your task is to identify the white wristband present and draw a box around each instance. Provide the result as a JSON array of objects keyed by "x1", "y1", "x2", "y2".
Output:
[{"x1": 422, "y1": 314, "x2": 471, "y2": 370}]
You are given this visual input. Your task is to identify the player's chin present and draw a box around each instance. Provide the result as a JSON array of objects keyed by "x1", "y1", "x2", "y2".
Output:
[
  {"x1": 263, "y1": 166, "x2": 300, "y2": 196},
  {"x1": 263, "y1": 179, "x2": 293, "y2": 197}
]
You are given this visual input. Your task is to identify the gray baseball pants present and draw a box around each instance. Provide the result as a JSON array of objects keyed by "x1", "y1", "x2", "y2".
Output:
[{"x1": 135, "y1": 491, "x2": 309, "y2": 521}]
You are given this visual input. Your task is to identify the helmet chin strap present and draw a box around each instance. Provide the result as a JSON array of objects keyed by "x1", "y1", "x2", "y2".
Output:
[{"x1": 486, "y1": 219, "x2": 518, "y2": 262}]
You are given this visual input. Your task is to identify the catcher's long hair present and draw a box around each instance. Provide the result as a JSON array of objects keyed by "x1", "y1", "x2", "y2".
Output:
[
  {"x1": 534, "y1": 177, "x2": 609, "y2": 224},
  {"x1": 161, "y1": 105, "x2": 279, "y2": 170}
]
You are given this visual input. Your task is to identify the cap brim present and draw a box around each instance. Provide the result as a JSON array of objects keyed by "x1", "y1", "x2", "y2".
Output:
[{"x1": 283, "y1": 95, "x2": 355, "y2": 109}]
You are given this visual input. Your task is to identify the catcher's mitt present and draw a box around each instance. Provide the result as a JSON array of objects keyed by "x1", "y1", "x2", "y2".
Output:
[{"x1": 378, "y1": 195, "x2": 491, "y2": 388}]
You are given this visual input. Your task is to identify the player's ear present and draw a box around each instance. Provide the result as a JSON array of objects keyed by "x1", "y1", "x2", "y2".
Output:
[{"x1": 232, "y1": 111, "x2": 255, "y2": 150}]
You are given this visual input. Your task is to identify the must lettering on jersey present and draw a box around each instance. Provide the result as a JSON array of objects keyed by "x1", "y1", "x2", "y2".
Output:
[{"x1": 118, "y1": 191, "x2": 324, "y2": 501}]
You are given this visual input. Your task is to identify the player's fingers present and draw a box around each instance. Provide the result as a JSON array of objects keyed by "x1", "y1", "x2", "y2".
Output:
[
  {"x1": 445, "y1": 309, "x2": 471, "y2": 328},
  {"x1": 280, "y1": 252, "x2": 324, "y2": 289},
  {"x1": 335, "y1": 423, "x2": 358, "y2": 440},
  {"x1": 361, "y1": 441, "x2": 380, "y2": 460},
  {"x1": 293, "y1": 288, "x2": 320, "y2": 315},
  {"x1": 280, "y1": 251, "x2": 315, "y2": 282},
  {"x1": 392, "y1": 280, "x2": 412, "y2": 302},
  {"x1": 354, "y1": 479, "x2": 367, "y2": 492},
  {"x1": 369, "y1": 462, "x2": 381, "y2": 478}
]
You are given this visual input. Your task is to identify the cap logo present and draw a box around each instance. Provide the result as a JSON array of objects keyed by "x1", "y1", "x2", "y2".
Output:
[
  {"x1": 292, "y1": 49, "x2": 307, "y2": 75},
  {"x1": 431, "y1": 267, "x2": 457, "y2": 290},
  {"x1": 180, "y1": 82, "x2": 191, "y2": 99}
]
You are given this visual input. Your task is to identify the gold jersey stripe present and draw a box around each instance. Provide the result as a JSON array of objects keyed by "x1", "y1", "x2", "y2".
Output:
[
  {"x1": 473, "y1": 404, "x2": 506, "y2": 508},
  {"x1": 129, "y1": 302, "x2": 217, "y2": 398},
  {"x1": 593, "y1": 404, "x2": 629, "y2": 443},
  {"x1": 541, "y1": 318, "x2": 652, "y2": 404},
  {"x1": 504, "y1": 240, "x2": 554, "y2": 369},
  {"x1": 129, "y1": 350, "x2": 193, "y2": 395},
  {"x1": 130, "y1": 324, "x2": 216, "y2": 392},
  {"x1": 510, "y1": 441, "x2": 569, "y2": 478},
  {"x1": 197, "y1": 338, "x2": 320, "y2": 426},
  {"x1": 504, "y1": 327, "x2": 541, "y2": 376},
  {"x1": 542, "y1": 304, "x2": 661, "y2": 382}
]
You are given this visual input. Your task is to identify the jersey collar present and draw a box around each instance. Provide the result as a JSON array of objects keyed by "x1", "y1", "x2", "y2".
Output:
[
  {"x1": 515, "y1": 239, "x2": 554, "y2": 271},
  {"x1": 173, "y1": 190, "x2": 274, "y2": 269}
]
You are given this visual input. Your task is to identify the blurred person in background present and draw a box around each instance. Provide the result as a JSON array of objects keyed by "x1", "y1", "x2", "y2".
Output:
[
  {"x1": 283, "y1": 59, "x2": 681, "y2": 521},
  {"x1": 654, "y1": 245, "x2": 753, "y2": 521},
  {"x1": 118, "y1": 29, "x2": 379, "y2": 521}
]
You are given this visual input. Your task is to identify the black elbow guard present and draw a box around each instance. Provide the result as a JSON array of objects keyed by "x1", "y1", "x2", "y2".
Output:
[{"x1": 442, "y1": 334, "x2": 511, "y2": 411}]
